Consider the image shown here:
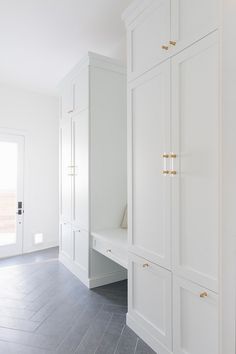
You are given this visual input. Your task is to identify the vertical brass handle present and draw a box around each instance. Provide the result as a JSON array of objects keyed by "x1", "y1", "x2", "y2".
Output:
[
  {"x1": 170, "y1": 153, "x2": 177, "y2": 175},
  {"x1": 162, "y1": 153, "x2": 169, "y2": 175},
  {"x1": 169, "y1": 40, "x2": 177, "y2": 46}
]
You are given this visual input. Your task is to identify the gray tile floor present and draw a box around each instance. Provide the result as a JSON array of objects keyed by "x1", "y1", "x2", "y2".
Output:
[{"x1": 0, "y1": 248, "x2": 156, "y2": 354}]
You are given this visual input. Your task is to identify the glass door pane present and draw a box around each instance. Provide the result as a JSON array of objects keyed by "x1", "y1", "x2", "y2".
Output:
[{"x1": 0, "y1": 142, "x2": 18, "y2": 246}]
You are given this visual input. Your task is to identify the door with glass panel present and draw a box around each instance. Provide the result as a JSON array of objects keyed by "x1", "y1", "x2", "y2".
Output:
[{"x1": 0, "y1": 134, "x2": 24, "y2": 258}]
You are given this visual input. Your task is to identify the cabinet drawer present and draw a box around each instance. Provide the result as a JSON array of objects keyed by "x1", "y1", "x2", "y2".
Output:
[
  {"x1": 128, "y1": 253, "x2": 172, "y2": 350},
  {"x1": 92, "y1": 236, "x2": 128, "y2": 269},
  {"x1": 173, "y1": 276, "x2": 218, "y2": 354}
]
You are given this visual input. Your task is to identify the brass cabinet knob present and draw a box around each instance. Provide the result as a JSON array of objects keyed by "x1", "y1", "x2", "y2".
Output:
[
  {"x1": 142, "y1": 263, "x2": 149, "y2": 268},
  {"x1": 169, "y1": 40, "x2": 177, "y2": 46},
  {"x1": 162, "y1": 45, "x2": 169, "y2": 50},
  {"x1": 170, "y1": 153, "x2": 177, "y2": 158},
  {"x1": 200, "y1": 292, "x2": 208, "y2": 298},
  {"x1": 163, "y1": 170, "x2": 170, "y2": 175},
  {"x1": 162, "y1": 153, "x2": 169, "y2": 158},
  {"x1": 170, "y1": 170, "x2": 177, "y2": 175}
]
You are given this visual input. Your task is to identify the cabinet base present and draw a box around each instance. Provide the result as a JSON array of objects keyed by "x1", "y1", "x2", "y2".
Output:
[
  {"x1": 126, "y1": 313, "x2": 172, "y2": 354},
  {"x1": 59, "y1": 252, "x2": 127, "y2": 289}
]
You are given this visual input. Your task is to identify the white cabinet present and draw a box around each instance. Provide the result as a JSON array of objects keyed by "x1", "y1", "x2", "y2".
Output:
[
  {"x1": 61, "y1": 84, "x2": 74, "y2": 118},
  {"x1": 72, "y1": 110, "x2": 89, "y2": 230},
  {"x1": 123, "y1": 1, "x2": 221, "y2": 353},
  {"x1": 173, "y1": 276, "x2": 218, "y2": 354},
  {"x1": 172, "y1": 32, "x2": 219, "y2": 292},
  {"x1": 60, "y1": 222, "x2": 73, "y2": 260},
  {"x1": 126, "y1": 0, "x2": 171, "y2": 80},
  {"x1": 59, "y1": 52, "x2": 127, "y2": 288},
  {"x1": 123, "y1": 0, "x2": 218, "y2": 80},
  {"x1": 171, "y1": 0, "x2": 218, "y2": 55},
  {"x1": 73, "y1": 229, "x2": 89, "y2": 272},
  {"x1": 60, "y1": 117, "x2": 72, "y2": 222},
  {"x1": 128, "y1": 253, "x2": 172, "y2": 352},
  {"x1": 73, "y1": 66, "x2": 89, "y2": 114},
  {"x1": 129, "y1": 61, "x2": 171, "y2": 269}
]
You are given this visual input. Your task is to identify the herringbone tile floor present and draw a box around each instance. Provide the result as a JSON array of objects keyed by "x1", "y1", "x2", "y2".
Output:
[{"x1": 0, "y1": 248, "x2": 156, "y2": 354}]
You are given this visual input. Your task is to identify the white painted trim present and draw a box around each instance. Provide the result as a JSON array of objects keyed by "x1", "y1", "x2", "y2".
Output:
[
  {"x1": 127, "y1": 314, "x2": 171, "y2": 354},
  {"x1": 24, "y1": 242, "x2": 59, "y2": 254},
  {"x1": 89, "y1": 270, "x2": 127, "y2": 289}
]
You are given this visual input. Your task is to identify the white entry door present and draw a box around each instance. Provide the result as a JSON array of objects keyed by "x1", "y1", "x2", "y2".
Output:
[{"x1": 0, "y1": 134, "x2": 24, "y2": 258}]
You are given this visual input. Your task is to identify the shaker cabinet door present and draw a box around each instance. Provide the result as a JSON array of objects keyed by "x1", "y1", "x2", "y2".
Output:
[
  {"x1": 128, "y1": 0, "x2": 170, "y2": 80},
  {"x1": 60, "y1": 118, "x2": 72, "y2": 223},
  {"x1": 128, "y1": 253, "x2": 172, "y2": 351},
  {"x1": 72, "y1": 110, "x2": 89, "y2": 231},
  {"x1": 173, "y1": 276, "x2": 218, "y2": 354},
  {"x1": 171, "y1": 32, "x2": 219, "y2": 291},
  {"x1": 171, "y1": 0, "x2": 218, "y2": 54},
  {"x1": 129, "y1": 61, "x2": 171, "y2": 269}
]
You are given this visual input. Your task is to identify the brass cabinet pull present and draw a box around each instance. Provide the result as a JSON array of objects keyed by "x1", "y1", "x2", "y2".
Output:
[
  {"x1": 162, "y1": 153, "x2": 169, "y2": 158},
  {"x1": 142, "y1": 263, "x2": 149, "y2": 268},
  {"x1": 163, "y1": 170, "x2": 170, "y2": 175},
  {"x1": 170, "y1": 153, "x2": 177, "y2": 158},
  {"x1": 170, "y1": 171, "x2": 177, "y2": 175},
  {"x1": 200, "y1": 292, "x2": 208, "y2": 298},
  {"x1": 162, "y1": 45, "x2": 169, "y2": 50},
  {"x1": 169, "y1": 40, "x2": 177, "y2": 46}
]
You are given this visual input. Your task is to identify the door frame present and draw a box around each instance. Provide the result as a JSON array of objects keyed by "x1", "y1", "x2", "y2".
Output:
[{"x1": 0, "y1": 128, "x2": 26, "y2": 258}]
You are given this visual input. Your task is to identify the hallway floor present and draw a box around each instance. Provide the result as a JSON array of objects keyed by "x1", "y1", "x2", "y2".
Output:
[{"x1": 0, "y1": 248, "x2": 156, "y2": 353}]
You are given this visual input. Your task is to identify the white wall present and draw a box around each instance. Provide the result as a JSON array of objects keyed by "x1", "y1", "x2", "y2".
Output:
[{"x1": 0, "y1": 84, "x2": 59, "y2": 253}]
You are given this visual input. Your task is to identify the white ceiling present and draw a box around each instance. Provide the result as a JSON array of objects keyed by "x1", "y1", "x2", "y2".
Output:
[{"x1": 0, "y1": 0, "x2": 132, "y2": 94}]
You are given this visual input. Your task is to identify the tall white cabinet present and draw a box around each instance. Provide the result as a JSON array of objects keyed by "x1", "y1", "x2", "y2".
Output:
[
  {"x1": 59, "y1": 52, "x2": 127, "y2": 288},
  {"x1": 123, "y1": 1, "x2": 221, "y2": 353}
]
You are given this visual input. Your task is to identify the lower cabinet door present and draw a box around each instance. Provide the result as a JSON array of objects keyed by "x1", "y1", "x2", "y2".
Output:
[
  {"x1": 60, "y1": 222, "x2": 73, "y2": 259},
  {"x1": 128, "y1": 253, "x2": 172, "y2": 350},
  {"x1": 173, "y1": 276, "x2": 218, "y2": 354},
  {"x1": 73, "y1": 229, "x2": 88, "y2": 272}
]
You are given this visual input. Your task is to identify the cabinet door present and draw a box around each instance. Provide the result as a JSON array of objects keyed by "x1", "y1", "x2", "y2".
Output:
[
  {"x1": 127, "y1": 0, "x2": 170, "y2": 80},
  {"x1": 60, "y1": 118, "x2": 72, "y2": 222},
  {"x1": 172, "y1": 32, "x2": 219, "y2": 291},
  {"x1": 171, "y1": 0, "x2": 218, "y2": 54},
  {"x1": 129, "y1": 61, "x2": 171, "y2": 269},
  {"x1": 128, "y1": 253, "x2": 172, "y2": 350},
  {"x1": 60, "y1": 222, "x2": 73, "y2": 259},
  {"x1": 73, "y1": 66, "x2": 89, "y2": 114},
  {"x1": 73, "y1": 229, "x2": 88, "y2": 272},
  {"x1": 72, "y1": 110, "x2": 89, "y2": 230},
  {"x1": 173, "y1": 276, "x2": 218, "y2": 354},
  {"x1": 61, "y1": 84, "x2": 74, "y2": 118}
]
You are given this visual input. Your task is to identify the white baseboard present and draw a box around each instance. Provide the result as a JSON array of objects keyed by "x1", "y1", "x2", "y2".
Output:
[
  {"x1": 23, "y1": 242, "x2": 59, "y2": 254},
  {"x1": 59, "y1": 252, "x2": 127, "y2": 289},
  {"x1": 126, "y1": 313, "x2": 172, "y2": 354},
  {"x1": 88, "y1": 270, "x2": 127, "y2": 289}
]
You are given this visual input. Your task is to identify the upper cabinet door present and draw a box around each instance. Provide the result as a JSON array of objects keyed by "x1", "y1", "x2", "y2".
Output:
[
  {"x1": 171, "y1": 0, "x2": 218, "y2": 54},
  {"x1": 171, "y1": 32, "x2": 219, "y2": 292},
  {"x1": 72, "y1": 110, "x2": 89, "y2": 231},
  {"x1": 60, "y1": 118, "x2": 72, "y2": 222},
  {"x1": 129, "y1": 60, "x2": 171, "y2": 269},
  {"x1": 73, "y1": 66, "x2": 89, "y2": 114},
  {"x1": 127, "y1": 0, "x2": 170, "y2": 81},
  {"x1": 61, "y1": 84, "x2": 74, "y2": 119}
]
